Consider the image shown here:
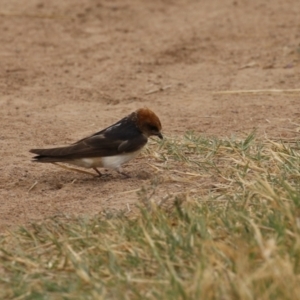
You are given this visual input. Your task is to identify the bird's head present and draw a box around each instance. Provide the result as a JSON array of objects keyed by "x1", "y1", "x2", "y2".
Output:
[{"x1": 135, "y1": 108, "x2": 163, "y2": 139}]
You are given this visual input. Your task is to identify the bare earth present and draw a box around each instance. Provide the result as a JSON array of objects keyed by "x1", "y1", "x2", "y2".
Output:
[{"x1": 0, "y1": 0, "x2": 299, "y2": 230}]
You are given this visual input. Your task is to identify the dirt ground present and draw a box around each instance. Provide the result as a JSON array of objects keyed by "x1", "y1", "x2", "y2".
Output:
[{"x1": 0, "y1": 0, "x2": 299, "y2": 230}]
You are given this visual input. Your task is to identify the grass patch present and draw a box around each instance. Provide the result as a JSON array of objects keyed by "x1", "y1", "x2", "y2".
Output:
[{"x1": 1, "y1": 132, "x2": 300, "y2": 299}]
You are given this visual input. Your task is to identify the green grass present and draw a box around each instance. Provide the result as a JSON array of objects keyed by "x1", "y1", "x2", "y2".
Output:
[{"x1": 1, "y1": 132, "x2": 300, "y2": 299}]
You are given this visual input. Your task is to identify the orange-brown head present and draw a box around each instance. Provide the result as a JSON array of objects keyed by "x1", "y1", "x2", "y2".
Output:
[{"x1": 135, "y1": 108, "x2": 163, "y2": 139}]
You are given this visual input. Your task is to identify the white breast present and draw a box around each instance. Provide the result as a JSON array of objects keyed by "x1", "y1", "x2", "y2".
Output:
[
  {"x1": 101, "y1": 151, "x2": 141, "y2": 169},
  {"x1": 70, "y1": 150, "x2": 141, "y2": 170}
]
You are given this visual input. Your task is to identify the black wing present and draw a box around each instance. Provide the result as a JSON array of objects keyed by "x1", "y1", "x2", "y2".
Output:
[
  {"x1": 30, "y1": 118, "x2": 147, "y2": 162},
  {"x1": 75, "y1": 114, "x2": 139, "y2": 144}
]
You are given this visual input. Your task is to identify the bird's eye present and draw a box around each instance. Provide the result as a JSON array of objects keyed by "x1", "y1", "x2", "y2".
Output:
[{"x1": 148, "y1": 124, "x2": 158, "y2": 131}]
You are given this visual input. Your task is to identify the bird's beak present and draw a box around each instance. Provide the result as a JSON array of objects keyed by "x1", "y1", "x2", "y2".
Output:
[{"x1": 157, "y1": 132, "x2": 163, "y2": 140}]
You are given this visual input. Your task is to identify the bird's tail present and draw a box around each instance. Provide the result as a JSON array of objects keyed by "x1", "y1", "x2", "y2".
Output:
[{"x1": 30, "y1": 147, "x2": 73, "y2": 163}]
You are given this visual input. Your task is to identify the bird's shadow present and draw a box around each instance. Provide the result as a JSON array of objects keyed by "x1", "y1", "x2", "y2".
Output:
[
  {"x1": 26, "y1": 161, "x2": 153, "y2": 193},
  {"x1": 28, "y1": 169, "x2": 135, "y2": 192}
]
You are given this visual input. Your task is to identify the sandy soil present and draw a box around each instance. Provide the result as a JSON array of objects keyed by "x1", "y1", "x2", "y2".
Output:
[{"x1": 0, "y1": 0, "x2": 300, "y2": 230}]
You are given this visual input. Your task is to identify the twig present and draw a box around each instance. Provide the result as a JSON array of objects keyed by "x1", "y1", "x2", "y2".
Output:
[
  {"x1": 145, "y1": 85, "x2": 172, "y2": 95},
  {"x1": 52, "y1": 163, "x2": 96, "y2": 177},
  {"x1": 213, "y1": 89, "x2": 300, "y2": 95},
  {"x1": 103, "y1": 189, "x2": 140, "y2": 202},
  {"x1": 270, "y1": 138, "x2": 300, "y2": 142},
  {"x1": 146, "y1": 163, "x2": 163, "y2": 172},
  {"x1": 116, "y1": 189, "x2": 140, "y2": 195},
  {"x1": 28, "y1": 181, "x2": 38, "y2": 192},
  {"x1": 0, "y1": 12, "x2": 63, "y2": 19},
  {"x1": 278, "y1": 128, "x2": 300, "y2": 133},
  {"x1": 173, "y1": 170, "x2": 210, "y2": 177}
]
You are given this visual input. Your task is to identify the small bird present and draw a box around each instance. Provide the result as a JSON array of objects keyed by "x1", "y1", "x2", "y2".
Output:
[{"x1": 30, "y1": 108, "x2": 163, "y2": 177}]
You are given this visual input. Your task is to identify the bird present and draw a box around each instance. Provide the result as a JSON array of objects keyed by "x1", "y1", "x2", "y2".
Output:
[{"x1": 30, "y1": 108, "x2": 163, "y2": 177}]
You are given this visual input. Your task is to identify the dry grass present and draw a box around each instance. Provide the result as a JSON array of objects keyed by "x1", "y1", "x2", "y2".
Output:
[{"x1": 1, "y1": 132, "x2": 300, "y2": 299}]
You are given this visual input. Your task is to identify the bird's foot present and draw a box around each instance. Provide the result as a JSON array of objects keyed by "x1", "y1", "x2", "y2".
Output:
[
  {"x1": 93, "y1": 168, "x2": 103, "y2": 177},
  {"x1": 117, "y1": 168, "x2": 131, "y2": 178},
  {"x1": 120, "y1": 172, "x2": 131, "y2": 178}
]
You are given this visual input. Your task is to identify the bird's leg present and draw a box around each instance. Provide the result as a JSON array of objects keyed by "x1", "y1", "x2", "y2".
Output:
[{"x1": 93, "y1": 168, "x2": 103, "y2": 177}]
